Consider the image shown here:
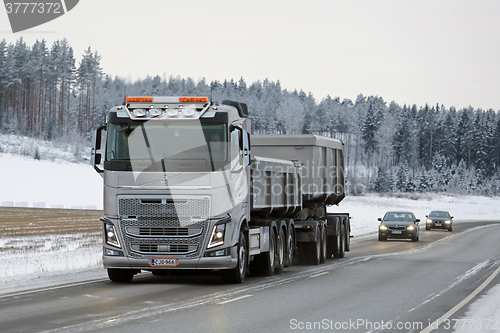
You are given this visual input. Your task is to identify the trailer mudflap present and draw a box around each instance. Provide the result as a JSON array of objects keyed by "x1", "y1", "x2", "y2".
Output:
[{"x1": 294, "y1": 220, "x2": 318, "y2": 242}]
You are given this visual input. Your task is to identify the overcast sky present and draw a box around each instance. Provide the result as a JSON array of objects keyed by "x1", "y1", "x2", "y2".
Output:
[{"x1": 1, "y1": 0, "x2": 499, "y2": 110}]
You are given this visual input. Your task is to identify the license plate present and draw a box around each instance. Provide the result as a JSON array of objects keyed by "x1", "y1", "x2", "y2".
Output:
[
  {"x1": 392, "y1": 230, "x2": 402, "y2": 234},
  {"x1": 435, "y1": 223, "x2": 442, "y2": 226},
  {"x1": 150, "y1": 258, "x2": 177, "y2": 267}
]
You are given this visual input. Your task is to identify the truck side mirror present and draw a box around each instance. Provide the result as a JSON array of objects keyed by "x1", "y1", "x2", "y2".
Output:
[
  {"x1": 230, "y1": 125, "x2": 250, "y2": 169},
  {"x1": 91, "y1": 125, "x2": 106, "y2": 175}
]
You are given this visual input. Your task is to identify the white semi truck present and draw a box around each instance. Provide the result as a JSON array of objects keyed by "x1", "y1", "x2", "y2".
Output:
[{"x1": 91, "y1": 96, "x2": 350, "y2": 283}]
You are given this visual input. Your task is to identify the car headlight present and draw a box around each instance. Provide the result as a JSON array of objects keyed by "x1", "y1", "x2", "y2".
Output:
[
  {"x1": 426, "y1": 219, "x2": 432, "y2": 223},
  {"x1": 104, "y1": 223, "x2": 121, "y2": 248},
  {"x1": 208, "y1": 223, "x2": 226, "y2": 248},
  {"x1": 407, "y1": 225, "x2": 415, "y2": 231},
  {"x1": 379, "y1": 224, "x2": 388, "y2": 230},
  {"x1": 445, "y1": 220, "x2": 451, "y2": 224}
]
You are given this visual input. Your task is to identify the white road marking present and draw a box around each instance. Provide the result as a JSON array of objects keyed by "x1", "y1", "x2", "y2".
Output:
[
  {"x1": 310, "y1": 271, "x2": 329, "y2": 278},
  {"x1": 217, "y1": 294, "x2": 253, "y2": 304},
  {"x1": 420, "y1": 264, "x2": 500, "y2": 333}
]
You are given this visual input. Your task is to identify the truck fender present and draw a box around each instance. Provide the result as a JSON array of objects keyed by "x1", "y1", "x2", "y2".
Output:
[
  {"x1": 231, "y1": 216, "x2": 249, "y2": 247},
  {"x1": 326, "y1": 215, "x2": 340, "y2": 236}
]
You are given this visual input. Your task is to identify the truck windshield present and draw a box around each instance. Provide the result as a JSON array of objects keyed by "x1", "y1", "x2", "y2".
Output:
[{"x1": 106, "y1": 120, "x2": 231, "y2": 172}]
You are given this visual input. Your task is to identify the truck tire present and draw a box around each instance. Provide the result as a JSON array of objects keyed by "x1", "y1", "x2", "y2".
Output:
[
  {"x1": 327, "y1": 236, "x2": 336, "y2": 258},
  {"x1": 307, "y1": 225, "x2": 321, "y2": 265},
  {"x1": 334, "y1": 223, "x2": 345, "y2": 258},
  {"x1": 251, "y1": 227, "x2": 277, "y2": 276},
  {"x1": 284, "y1": 220, "x2": 295, "y2": 267},
  {"x1": 344, "y1": 216, "x2": 351, "y2": 252},
  {"x1": 107, "y1": 268, "x2": 135, "y2": 282},
  {"x1": 275, "y1": 227, "x2": 285, "y2": 274},
  {"x1": 221, "y1": 230, "x2": 247, "y2": 283},
  {"x1": 320, "y1": 224, "x2": 327, "y2": 263}
]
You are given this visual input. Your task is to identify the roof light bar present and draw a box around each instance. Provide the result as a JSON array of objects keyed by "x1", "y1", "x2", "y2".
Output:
[
  {"x1": 126, "y1": 96, "x2": 209, "y2": 104},
  {"x1": 124, "y1": 96, "x2": 211, "y2": 119},
  {"x1": 125, "y1": 97, "x2": 153, "y2": 103},
  {"x1": 179, "y1": 97, "x2": 209, "y2": 103}
]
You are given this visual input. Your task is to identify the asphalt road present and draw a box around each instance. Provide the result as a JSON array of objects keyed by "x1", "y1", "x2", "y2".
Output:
[{"x1": 1, "y1": 220, "x2": 500, "y2": 333}]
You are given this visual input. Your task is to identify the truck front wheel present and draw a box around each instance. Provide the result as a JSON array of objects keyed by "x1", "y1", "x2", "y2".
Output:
[
  {"x1": 221, "y1": 230, "x2": 247, "y2": 284},
  {"x1": 107, "y1": 268, "x2": 135, "y2": 283}
]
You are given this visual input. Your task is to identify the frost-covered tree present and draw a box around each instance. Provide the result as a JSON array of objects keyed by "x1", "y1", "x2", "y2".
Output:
[{"x1": 275, "y1": 95, "x2": 305, "y2": 134}]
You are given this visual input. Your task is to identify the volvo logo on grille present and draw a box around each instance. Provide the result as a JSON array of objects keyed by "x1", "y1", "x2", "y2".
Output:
[{"x1": 160, "y1": 176, "x2": 168, "y2": 184}]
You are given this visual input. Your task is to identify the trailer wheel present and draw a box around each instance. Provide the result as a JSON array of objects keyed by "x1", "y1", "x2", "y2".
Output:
[
  {"x1": 334, "y1": 223, "x2": 345, "y2": 258},
  {"x1": 327, "y1": 236, "x2": 336, "y2": 258},
  {"x1": 320, "y1": 224, "x2": 327, "y2": 263},
  {"x1": 284, "y1": 226, "x2": 295, "y2": 267},
  {"x1": 307, "y1": 225, "x2": 321, "y2": 265},
  {"x1": 221, "y1": 230, "x2": 247, "y2": 283},
  {"x1": 275, "y1": 227, "x2": 285, "y2": 274},
  {"x1": 107, "y1": 268, "x2": 135, "y2": 283},
  {"x1": 344, "y1": 217, "x2": 351, "y2": 252}
]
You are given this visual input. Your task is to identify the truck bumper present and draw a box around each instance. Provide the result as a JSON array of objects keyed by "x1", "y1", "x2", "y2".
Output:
[{"x1": 103, "y1": 247, "x2": 238, "y2": 270}]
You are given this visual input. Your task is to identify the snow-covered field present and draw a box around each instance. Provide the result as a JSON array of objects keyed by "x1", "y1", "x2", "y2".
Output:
[
  {"x1": 0, "y1": 152, "x2": 499, "y2": 329},
  {"x1": 0, "y1": 152, "x2": 102, "y2": 209}
]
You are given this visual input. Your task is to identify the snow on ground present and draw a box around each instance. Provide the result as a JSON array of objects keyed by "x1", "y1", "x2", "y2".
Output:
[
  {"x1": 452, "y1": 283, "x2": 500, "y2": 333},
  {"x1": 0, "y1": 153, "x2": 102, "y2": 209},
  {"x1": 0, "y1": 152, "x2": 500, "y2": 325}
]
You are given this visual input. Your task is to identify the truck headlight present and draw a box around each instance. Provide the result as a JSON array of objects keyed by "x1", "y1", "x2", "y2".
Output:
[
  {"x1": 208, "y1": 223, "x2": 226, "y2": 248},
  {"x1": 379, "y1": 225, "x2": 388, "y2": 230},
  {"x1": 105, "y1": 223, "x2": 121, "y2": 248}
]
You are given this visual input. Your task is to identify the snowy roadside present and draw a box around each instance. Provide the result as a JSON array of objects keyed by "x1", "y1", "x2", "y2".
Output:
[
  {"x1": 0, "y1": 153, "x2": 102, "y2": 210},
  {"x1": 452, "y1": 283, "x2": 500, "y2": 333}
]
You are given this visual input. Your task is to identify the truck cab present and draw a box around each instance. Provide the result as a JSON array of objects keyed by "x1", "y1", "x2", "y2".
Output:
[{"x1": 92, "y1": 97, "x2": 252, "y2": 282}]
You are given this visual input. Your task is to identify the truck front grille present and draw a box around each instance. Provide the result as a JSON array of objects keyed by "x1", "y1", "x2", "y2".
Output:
[{"x1": 117, "y1": 196, "x2": 211, "y2": 259}]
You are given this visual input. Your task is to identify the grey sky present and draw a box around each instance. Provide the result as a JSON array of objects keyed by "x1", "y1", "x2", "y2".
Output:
[{"x1": 1, "y1": 0, "x2": 499, "y2": 110}]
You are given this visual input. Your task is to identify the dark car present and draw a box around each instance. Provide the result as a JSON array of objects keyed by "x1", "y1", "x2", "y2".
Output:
[
  {"x1": 426, "y1": 211, "x2": 453, "y2": 231},
  {"x1": 378, "y1": 211, "x2": 420, "y2": 242}
]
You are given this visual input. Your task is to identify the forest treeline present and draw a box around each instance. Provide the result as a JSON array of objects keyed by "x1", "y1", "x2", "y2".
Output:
[{"x1": 1, "y1": 38, "x2": 499, "y2": 195}]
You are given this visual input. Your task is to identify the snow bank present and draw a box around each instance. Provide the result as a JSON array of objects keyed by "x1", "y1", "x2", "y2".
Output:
[
  {"x1": 453, "y1": 283, "x2": 500, "y2": 333},
  {"x1": 0, "y1": 153, "x2": 102, "y2": 210}
]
